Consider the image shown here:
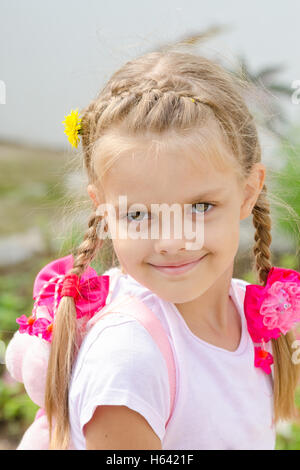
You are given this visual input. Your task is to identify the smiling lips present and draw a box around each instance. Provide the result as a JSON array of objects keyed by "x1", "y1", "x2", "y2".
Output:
[{"x1": 150, "y1": 254, "x2": 207, "y2": 276}]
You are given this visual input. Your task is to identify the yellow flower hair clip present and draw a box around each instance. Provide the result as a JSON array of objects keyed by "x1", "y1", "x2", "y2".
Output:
[{"x1": 62, "y1": 108, "x2": 82, "y2": 148}]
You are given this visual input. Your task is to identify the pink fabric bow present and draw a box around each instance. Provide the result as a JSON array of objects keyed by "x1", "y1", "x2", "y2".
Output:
[
  {"x1": 244, "y1": 267, "x2": 300, "y2": 374},
  {"x1": 16, "y1": 254, "x2": 110, "y2": 342}
]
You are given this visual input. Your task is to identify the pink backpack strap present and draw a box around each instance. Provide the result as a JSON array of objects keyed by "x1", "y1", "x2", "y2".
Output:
[{"x1": 93, "y1": 293, "x2": 176, "y2": 428}]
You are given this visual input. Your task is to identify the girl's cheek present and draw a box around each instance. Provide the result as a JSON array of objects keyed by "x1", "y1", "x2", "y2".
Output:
[
  {"x1": 114, "y1": 237, "x2": 151, "y2": 262},
  {"x1": 203, "y1": 212, "x2": 238, "y2": 247}
]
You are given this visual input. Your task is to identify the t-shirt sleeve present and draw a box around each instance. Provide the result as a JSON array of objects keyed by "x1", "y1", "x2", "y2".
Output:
[{"x1": 69, "y1": 315, "x2": 171, "y2": 443}]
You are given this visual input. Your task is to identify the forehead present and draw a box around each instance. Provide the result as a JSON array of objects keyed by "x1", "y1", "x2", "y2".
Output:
[{"x1": 97, "y1": 126, "x2": 241, "y2": 205}]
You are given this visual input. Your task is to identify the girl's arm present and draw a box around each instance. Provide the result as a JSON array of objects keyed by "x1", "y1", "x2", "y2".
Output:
[{"x1": 84, "y1": 405, "x2": 162, "y2": 450}]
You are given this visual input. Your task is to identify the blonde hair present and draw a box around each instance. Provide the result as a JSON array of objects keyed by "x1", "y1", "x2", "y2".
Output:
[{"x1": 45, "y1": 50, "x2": 300, "y2": 448}]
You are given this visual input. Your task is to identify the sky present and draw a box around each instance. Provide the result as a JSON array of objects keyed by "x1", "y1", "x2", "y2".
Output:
[{"x1": 1, "y1": 0, "x2": 300, "y2": 150}]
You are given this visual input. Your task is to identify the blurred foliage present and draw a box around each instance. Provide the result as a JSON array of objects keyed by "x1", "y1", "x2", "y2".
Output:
[
  {"x1": 0, "y1": 378, "x2": 38, "y2": 441},
  {"x1": 275, "y1": 388, "x2": 300, "y2": 450},
  {"x1": 271, "y1": 129, "x2": 300, "y2": 248},
  {"x1": 276, "y1": 422, "x2": 300, "y2": 450},
  {"x1": 0, "y1": 379, "x2": 38, "y2": 424}
]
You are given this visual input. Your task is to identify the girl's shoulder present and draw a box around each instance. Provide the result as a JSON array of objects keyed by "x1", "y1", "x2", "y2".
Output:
[
  {"x1": 230, "y1": 277, "x2": 250, "y2": 306},
  {"x1": 70, "y1": 269, "x2": 172, "y2": 435},
  {"x1": 104, "y1": 267, "x2": 159, "y2": 301},
  {"x1": 69, "y1": 270, "x2": 172, "y2": 445},
  {"x1": 95, "y1": 267, "x2": 169, "y2": 326},
  {"x1": 231, "y1": 277, "x2": 251, "y2": 290}
]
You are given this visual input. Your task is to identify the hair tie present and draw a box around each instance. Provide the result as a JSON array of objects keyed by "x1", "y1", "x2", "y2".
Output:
[
  {"x1": 16, "y1": 254, "x2": 110, "y2": 343},
  {"x1": 61, "y1": 274, "x2": 80, "y2": 299}
]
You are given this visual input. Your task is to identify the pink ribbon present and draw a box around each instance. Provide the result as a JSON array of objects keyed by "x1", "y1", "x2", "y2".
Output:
[{"x1": 16, "y1": 254, "x2": 110, "y2": 342}]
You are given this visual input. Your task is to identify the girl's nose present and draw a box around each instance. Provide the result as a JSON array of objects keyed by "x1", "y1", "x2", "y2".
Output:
[{"x1": 154, "y1": 237, "x2": 187, "y2": 255}]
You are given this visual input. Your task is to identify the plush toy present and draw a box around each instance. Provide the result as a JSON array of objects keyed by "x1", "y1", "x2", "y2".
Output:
[
  {"x1": 5, "y1": 310, "x2": 62, "y2": 449},
  {"x1": 5, "y1": 335, "x2": 49, "y2": 449},
  {"x1": 4, "y1": 255, "x2": 113, "y2": 450}
]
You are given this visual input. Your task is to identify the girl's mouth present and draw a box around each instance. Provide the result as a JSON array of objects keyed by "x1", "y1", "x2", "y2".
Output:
[{"x1": 149, "y1": 254, "x2": 207, "y2": 276}]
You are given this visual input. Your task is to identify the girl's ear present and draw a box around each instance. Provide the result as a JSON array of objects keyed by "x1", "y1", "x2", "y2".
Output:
[{"x1": 240, "y1": 163, "x2": 266, "y2": 220}]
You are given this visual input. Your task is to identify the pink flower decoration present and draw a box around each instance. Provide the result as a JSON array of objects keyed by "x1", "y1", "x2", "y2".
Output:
[
  {"x1": 244, "y1": 267, "x2": 300, "y2": 343},
  {"x1": 244, "y1": 267, "x2": 300, "y2": 374},
  {"x1": 16, "y1": 315, "x2": 36, "y2": 335},
  {"x1": 260, "y1": 280, "x2": 300, "y2": 334},
  {"x1": 254, "y1": 347, "x2": 274, "y2": 375},
  {"x1": 32, "y1": 318, "x2": 53, "y2": 342}
]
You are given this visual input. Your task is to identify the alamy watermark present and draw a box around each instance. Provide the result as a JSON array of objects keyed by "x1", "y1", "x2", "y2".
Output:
[
  {"x1": 291, "y1": 80, "x2": 300, "y2": 105},
  {"x1": 0, "y1": 340, "x2": 6, "y2": 364},
  {"x1": 95, "y1": 196, "x2": 205, "y2": 250},
  {"x1": 0, "y1": 80, "x2": 6, "y2": 104},
  {"x1": 291, "y1": 339, "x2": 300, "y2": 365}
]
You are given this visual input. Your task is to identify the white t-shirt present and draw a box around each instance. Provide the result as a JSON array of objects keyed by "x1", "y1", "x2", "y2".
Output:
[{"x1": 68, "y1": 268, "x2": 276, "y2": 450}]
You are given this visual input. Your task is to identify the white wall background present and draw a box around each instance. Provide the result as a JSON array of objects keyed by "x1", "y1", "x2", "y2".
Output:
[{"x1": 0, "y1": 0, "x2": 300, "y2": 150}]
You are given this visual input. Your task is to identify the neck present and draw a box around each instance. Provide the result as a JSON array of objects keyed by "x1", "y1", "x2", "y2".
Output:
[{"x1": 174, "y1": 263, "x2": 235, "y2": 334}]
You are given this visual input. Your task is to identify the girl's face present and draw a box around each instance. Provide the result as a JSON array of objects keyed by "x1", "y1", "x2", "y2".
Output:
[{"x1": 89, "y1": 137, "x2": 265, "y2": 304}]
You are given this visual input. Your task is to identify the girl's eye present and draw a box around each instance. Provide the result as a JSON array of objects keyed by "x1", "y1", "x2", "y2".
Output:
[
  {"x1": 191, "y1": 202, "x2": 214, "y2": 214},
  {"x1": 125, "y1": 203, "x2": 214, "y2": 222},
  {"x1": 126, "y1": 211, "x2": 149, "y2": 222}
]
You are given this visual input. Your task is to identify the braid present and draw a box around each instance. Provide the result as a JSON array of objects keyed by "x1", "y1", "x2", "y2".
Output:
[
  {"x1": 70, "y1": 211, "x2": 103, "y2": 277},
  {"x1": 81, "y1": 85, "x2": 217, "y2": 155},
  {"x1": 252, "y1": 184, "x2": 272, "y2": 285},
  {"x1": 80, "y1": 101, "x2": 97, "y2": 173},
  {"x1": 252, "y1": 184, "x2": 300, "y2": 422},
  {"x1": 46, "y1": 211, "x2": 105, "y2": 449}
]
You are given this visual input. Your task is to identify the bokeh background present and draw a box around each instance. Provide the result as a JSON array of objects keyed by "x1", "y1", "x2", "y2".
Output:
[{"x1": 0, "y1": 0, "x2": 300, "y2": 450}]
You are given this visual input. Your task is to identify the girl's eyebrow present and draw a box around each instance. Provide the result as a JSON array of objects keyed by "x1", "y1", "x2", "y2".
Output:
[
  {"x1": 183, "y1": 187, "x2": 226, "y2": 204},
  {"x1": 119, "y1": 187, "x2": 225, "y2": 209},
  {"x1": 112, "y1": 187, "x2": 226, "y2": 210}
]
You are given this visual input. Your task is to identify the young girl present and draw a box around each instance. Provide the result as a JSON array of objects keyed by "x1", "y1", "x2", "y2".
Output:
[{"x1": 6, "y1": 50, "x2": 300, "y2": 450}]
